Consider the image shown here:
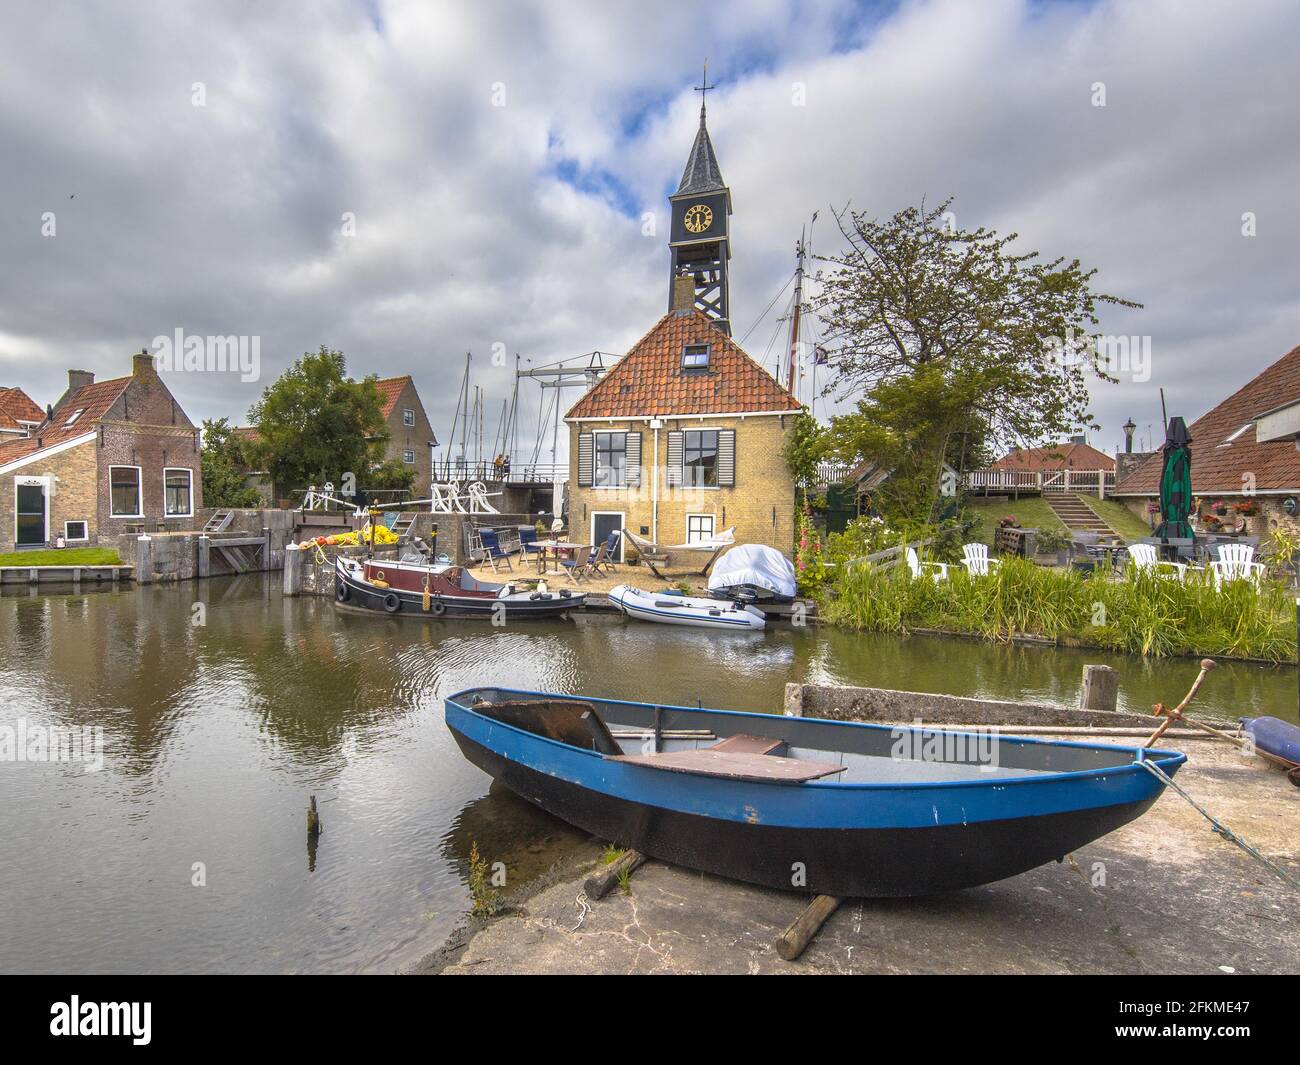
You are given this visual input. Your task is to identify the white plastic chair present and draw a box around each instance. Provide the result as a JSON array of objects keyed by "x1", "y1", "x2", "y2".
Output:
[
  {"x1": 1128, "y1": 542, "x2": 1187, "y2": 580},
  {"x1": 1210, "y1": 543, "x2": 1265, "y2": 589},
  {"x1": 905, "y1": 547, "x2": 948, "y2": 581},
  {"x1": 961, "y1": 543, "x2": 1000, "y2": 577}
]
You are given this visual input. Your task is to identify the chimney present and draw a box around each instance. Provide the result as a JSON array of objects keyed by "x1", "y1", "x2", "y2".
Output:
[
  {"x1": 671, "y1": 275, "x2": 696, "y2": 315},
  {"x1": 68, "y1": 369, "x2": 94, "y2": 395},
  {"x1": 133, "y1": 348, "x2": 157, "y2": 378}
]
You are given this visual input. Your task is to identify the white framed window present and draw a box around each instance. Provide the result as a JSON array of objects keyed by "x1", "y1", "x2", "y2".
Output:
[
  {"x1": 594, "y1": 431, "x2": 627, "y2": 488},
  {"x1": 109, "y1": 465, "x2": 143, "y2": 517},
  {"x1": 163, "y1": 467, "x2": 193, "y2": 517},
  {"x1": 64, "y1": 520, "x2": 89, "y2": 541},
  {"x1": 64, "y1": 408, "x2": 86, "y2": 427},
  {"x1": 686, "y1": 513, "x2": 716, "y2": 544},
  {"x1": 402, "y1": 449, "x2": 415, "y2": 464},
  {"x1": 403, "y1": 409, "x2": 415, "y2": 427}
]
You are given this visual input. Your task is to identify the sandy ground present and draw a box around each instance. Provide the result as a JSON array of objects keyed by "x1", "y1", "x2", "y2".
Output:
[{"x1": 420, "y1": 740, "x2": 1300, "y2": 975}]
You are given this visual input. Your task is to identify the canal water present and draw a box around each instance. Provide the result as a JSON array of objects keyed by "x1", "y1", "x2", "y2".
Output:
[{"x1": 1, "y1": 577, "x2": 1294, "y2": 974}]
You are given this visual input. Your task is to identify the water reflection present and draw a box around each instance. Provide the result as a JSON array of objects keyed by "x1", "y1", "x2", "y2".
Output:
[{"x1": 0, "y1": 576, "x2": 1293, "y2": 974}]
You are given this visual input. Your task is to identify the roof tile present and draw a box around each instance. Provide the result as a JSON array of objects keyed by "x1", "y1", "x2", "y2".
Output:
[
  {"x1": 566, "y1": 311, "x2": 800, "y2": 420},
  {"x1": 1116, "y1": 343, "x2": 1300, "y2": 494}
]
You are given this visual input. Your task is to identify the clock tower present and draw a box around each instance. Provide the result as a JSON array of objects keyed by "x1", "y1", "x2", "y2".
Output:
[{"x1": 668, "y1": 68, "x2": 732, "y2": 334}]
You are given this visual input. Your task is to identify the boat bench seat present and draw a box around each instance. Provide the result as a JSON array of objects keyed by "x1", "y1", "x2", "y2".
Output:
[
  {"x1": 611, "y1": 747, "x2": 846, "y2": 784},
  {"x1": 711, "y1": 733, "x2": 785, "y2": 756}
]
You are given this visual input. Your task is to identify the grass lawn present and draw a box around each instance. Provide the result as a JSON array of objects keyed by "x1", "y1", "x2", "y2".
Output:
[
  {"x1": 1080, "y1": 496, "x2": 1153, "y2": 540},
  {"x1": 963, "y1": 497, "x2": 1067, "y2": 545},
  {"x1": 963, "y1": 494, "x2": 1153, "y2": 544},
  {"x1": 0, "y1": 547, "x2": 123, "y2": 567}
]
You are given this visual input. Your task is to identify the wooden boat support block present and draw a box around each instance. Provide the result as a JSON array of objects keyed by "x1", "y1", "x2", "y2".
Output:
[
  {"x1": 584, "y1": 850, "x2": 647, "y2": 900},
  {"x1": 775, "y1": 895, "x2": 843, "y2": 962},
  {"x1": 611, "y1": 748, "x2": 847, "y2": 784}
]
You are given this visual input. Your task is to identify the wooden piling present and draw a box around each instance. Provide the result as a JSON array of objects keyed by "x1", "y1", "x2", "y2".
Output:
[
  {"x1": 775, "y1": 894, "x2": 842, "y2": 961},
  {"x1": 584, "y1": 849, "x2": 646, "y2": 900},
  {"x1": 307, "y1": 795, "x2": 321, "y2": 839},
  {"x1": 1079, "y1": 664, "x2": 1119, "y2": 712}
]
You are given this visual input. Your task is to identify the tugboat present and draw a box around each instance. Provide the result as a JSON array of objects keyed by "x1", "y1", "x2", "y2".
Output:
[{"x1": 334, "y1": 553, "x2": 584, "y2": 619}]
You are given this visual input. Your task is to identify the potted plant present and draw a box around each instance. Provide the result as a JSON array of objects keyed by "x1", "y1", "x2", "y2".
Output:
[
  {"x1": 1034, "y1": 527, "x2": 1072, "y2": 567},
  {"x1": 1211, "y1": 499, "x2": 1229, "y2": 516}
]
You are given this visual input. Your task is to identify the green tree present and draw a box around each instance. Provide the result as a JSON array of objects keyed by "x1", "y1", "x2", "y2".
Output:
[
  {"x1": 247, "y1": 347, "x2": 390, "y2": 499},
  {"x1": 199, "y1": 418, "x2": 263, "y2": 508},
  {"x1": 367, "y1": 457, "x2": 416, "y2": 494},
  {"x1": 814, "y1": 198, "x2": 1138, "y2": 521}
]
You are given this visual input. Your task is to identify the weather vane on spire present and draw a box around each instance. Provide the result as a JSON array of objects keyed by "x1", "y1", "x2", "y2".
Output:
[{"x1": 694, "y1": 59, "x2": 714, "y2": 119}]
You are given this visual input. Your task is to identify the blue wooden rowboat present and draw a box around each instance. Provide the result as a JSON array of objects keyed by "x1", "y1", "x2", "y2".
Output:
[{"x1": 445, "y1": 688, "x2": 1187, "y2": 897}]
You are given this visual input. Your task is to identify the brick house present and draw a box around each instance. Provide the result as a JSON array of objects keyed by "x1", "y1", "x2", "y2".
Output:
[
  {"x1": 374, "y1": 375, "x2": 437, "y2": 494},
  {"x1": 565, "y1": 285, "x2": 802, "y2": 559},
  {"x1": 991, "y1": 441, "x2": 1115, "y2": 473},
  {"x1": 1112, "y1": 342, "x2": 1300, "y2": 538},
  {"x1": 0, "y1": 351, "x2": 202, "y2": 551}
]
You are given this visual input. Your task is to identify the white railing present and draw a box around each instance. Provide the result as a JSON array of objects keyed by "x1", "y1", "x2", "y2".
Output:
[{"x1": 962, "y1": 468, "x2": 1116, "y2": 497}]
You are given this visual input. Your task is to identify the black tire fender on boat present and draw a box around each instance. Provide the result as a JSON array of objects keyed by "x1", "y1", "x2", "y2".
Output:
[
  {"x1": 382, "y1": 592, "x2": 402, "y2": 614},
  {"x1": 429, "y1": 598, "x2": 446, "y2": 617},
  {"x1": 336, "y1": 580, "x2": 350, "y2": 603}
]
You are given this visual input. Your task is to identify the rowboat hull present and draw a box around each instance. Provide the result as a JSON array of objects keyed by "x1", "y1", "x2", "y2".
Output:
[{"x1": 445, "y1": 689, "x2": 1185, "y2": 897}]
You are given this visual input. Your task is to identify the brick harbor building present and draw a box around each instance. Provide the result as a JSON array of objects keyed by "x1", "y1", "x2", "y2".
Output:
[
  {"x1": 0, "y1": 351, "x2": 202, "y2": 551},
  {"x1": 374, "y1": 375, "x2": 437, "y2": 494}
]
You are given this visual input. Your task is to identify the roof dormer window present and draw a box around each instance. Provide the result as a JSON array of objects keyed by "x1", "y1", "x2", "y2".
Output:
[{"x1": 681, "y1": 343, "x2": 711, "y2": 372}]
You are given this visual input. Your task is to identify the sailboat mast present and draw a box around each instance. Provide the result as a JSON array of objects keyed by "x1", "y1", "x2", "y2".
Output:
[{"x1": 786, "y1": 227, "x2": 805, "y2": 398}]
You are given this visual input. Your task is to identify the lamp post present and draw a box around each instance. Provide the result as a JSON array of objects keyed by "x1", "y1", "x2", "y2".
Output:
[{"x1": 1122, "y1": 418, "x2": 1136, "y2": 454}]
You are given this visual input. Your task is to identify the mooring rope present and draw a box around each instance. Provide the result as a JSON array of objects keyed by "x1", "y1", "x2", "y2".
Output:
[{"x1": 1141, "y1": 758, "x2": 1300, "y2": 893}]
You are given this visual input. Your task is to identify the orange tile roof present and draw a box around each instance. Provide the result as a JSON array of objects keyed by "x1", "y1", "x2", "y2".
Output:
[
  {"x1": 1115, "y1": 343, "x2": 1300, "y2": 495},
  {"x1": 374, "y1": 375, "x2": 412, "y2": 418},
  {"x1": 566, "y1": 311, "x2": 800, "y2": 419},
  {"x1": 0, "y1": 376, "x2": 130, "y2": 466},
  {"x1": 991, "y1": 442, "x2": 1115, "y2": 473},
  {"x1": 0, "y1": 387, "x2": 44, "y2": 430}
]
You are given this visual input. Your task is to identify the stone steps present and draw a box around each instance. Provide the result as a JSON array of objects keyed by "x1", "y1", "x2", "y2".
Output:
[{"x1": 1045, "y1": 493, "x2": 1118, "y2": 536}]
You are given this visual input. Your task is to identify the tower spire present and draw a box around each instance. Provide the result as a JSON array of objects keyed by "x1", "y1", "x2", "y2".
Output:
[
  {"x1": 694, "y1": 59, "x2": 713, "y2": 123},
  {"x1": 669, "y1": 63, "x2": 732, "y2": 334}
]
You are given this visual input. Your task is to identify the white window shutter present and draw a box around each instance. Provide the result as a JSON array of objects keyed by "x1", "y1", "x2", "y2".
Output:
[
  {"x1": 718, "y1": 429, "x2": 736, "y2": 487},
  {"x1": 625, "y1": 432, "x2": 642, "y2": 488},
  {"x1": 577, "y1": 433, "x2": 593, "y2": 487},
  {"x1": 666, "y1": 431, "x2": 683, "y2": 487}
]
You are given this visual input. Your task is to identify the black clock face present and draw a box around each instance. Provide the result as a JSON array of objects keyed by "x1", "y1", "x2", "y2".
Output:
[{"x1": 683, "y1": 203, "x2": 713, "y2": 234}]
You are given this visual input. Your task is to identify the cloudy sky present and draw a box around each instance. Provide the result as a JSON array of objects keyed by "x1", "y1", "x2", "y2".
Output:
[{"x1": 1, "y1": 0, "x2": 1297, "y2": 464}]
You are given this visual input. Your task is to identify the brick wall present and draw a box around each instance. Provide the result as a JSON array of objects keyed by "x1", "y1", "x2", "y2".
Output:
[
  {"x1": 383, "y1": 380, "x2": 434, "y2": 494},
  {"x1": 96, "y1": 423, "x2": 204, "y2": 539},
  {"x1": 0, "y1": 441, "x2": 99, "y2": 550},
  {"x1": 566, "y1": 413, "x2": 796, "y2": 556}
]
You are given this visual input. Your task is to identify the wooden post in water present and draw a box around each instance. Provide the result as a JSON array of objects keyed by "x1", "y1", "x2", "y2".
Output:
[
  {"x1": 283, "y1": 543, "x2": 302, "y2": 597},
  {"x1": 197, "y1": 534, "x2": 210, "y2": 579},
  {"x1": 307, "y1": 795, "x2": 322, "y2": 838},
  {"x1": 1079, "y1": 664, "x2": 1119, "y2": 712}
]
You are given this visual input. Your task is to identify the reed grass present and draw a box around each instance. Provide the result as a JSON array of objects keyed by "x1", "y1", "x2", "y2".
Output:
[{"x1": 823, "y1": 557, "x2": 1297, "y2": 662}]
